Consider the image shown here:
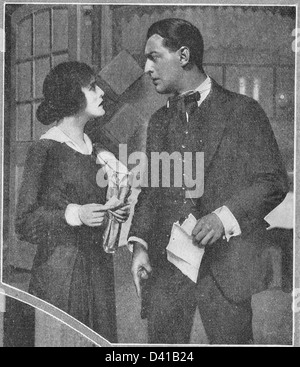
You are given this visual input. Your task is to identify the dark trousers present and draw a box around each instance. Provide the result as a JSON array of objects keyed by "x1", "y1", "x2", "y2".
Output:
[{"x1": 146, "y1": 264, "x2": 253, "y2": 345}]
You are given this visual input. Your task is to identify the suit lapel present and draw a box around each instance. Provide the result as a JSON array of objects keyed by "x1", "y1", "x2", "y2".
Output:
[{"x1": 194, "y1": 79, "x2": 231, "y2": 171}]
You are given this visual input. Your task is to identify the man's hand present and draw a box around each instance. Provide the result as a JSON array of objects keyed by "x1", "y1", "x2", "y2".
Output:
[
  {"x1": 192, "y1": 213, "x2": 224, "y2": 247},
  {"x1": 131, "y1": 242, "x2": 152, "y2": 298},
  {"x1": 78, "y1": 204, "x2": 108, "y2": 227},
  {"x1": 110, "y1": 204, "x2": 131, "y2": 223}
]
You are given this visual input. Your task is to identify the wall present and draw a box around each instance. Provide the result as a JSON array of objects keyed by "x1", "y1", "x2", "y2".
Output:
[
  {"x1": 97, "y1": 5, "x2": 295, "y2": 173},
  {"x1": 92, "y1": 5, "x2": 296, "y2": 250}
]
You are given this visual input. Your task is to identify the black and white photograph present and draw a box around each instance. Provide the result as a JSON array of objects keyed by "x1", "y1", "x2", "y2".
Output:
[{"x1": 0, "y1": 0, "x2": 298, "y2": 348}]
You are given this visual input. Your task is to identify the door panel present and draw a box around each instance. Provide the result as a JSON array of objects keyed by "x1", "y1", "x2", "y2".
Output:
[
  {"x1": 34, "y1": 10, "x2": 51, "y2": 56},
  {"x1": 16, "y1": 16, "x2": 32, "y2": 59},
  {"x1": 9, "y1": 5, "x2": 80, "y2": 269},
  {"x1": 52, "y1": 8, "x2": 69, "y2": 52},
  {"x1": 17, "y1": 62, "x2": 32, "y2": 101},
  {"x1": 16, "y1": 104, "x2": 32, "y2": 141},
  {"x1": 35, "y1": 57, "x2": 51, "y2": 99}
]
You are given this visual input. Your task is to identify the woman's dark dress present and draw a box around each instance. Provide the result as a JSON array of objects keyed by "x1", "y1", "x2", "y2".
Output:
[{"x1": 16, "y1": 139, "x2": 117, "y2": 343}]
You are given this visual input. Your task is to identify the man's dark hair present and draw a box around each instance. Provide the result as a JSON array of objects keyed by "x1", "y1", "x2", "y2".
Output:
[{"x1": 147, "y1": 18, "x2": 204, "y2": 72}]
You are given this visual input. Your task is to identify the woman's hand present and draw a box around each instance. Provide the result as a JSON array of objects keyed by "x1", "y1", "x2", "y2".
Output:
[
  {"x1": 78, "y1": 204, "x2": 108, "y2": 227},
  {"x1": 109, "y1": 204, "x2": 131, "y2": 223}
]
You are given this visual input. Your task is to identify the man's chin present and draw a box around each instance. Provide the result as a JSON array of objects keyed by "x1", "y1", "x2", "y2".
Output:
[{"x1": 154, "y1": 85, "x2": 169, "y2": 94}]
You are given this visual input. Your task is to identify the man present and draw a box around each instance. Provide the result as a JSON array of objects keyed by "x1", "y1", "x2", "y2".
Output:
[{"x1": 128, "y1": 18, "x2": 288, "y2": 344}]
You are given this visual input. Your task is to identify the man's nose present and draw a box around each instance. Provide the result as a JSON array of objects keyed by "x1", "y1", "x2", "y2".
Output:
[{"x1": 144, "y1": 59, "x2": 153, "y2": 74}]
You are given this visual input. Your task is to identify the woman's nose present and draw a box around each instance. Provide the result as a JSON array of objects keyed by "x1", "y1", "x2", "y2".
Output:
[{"x1": 97, "y1": 86, "x2": 104, "y2": 97}]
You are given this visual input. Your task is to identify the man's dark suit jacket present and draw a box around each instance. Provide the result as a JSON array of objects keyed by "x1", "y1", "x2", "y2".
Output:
[{"x1": 129, "y1": 79, "x2": 289, "y2": 303}]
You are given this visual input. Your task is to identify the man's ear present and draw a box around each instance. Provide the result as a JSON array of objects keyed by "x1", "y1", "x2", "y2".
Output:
[{"x1": 178, "y1": 46, "x2": 190, "y2": 67}]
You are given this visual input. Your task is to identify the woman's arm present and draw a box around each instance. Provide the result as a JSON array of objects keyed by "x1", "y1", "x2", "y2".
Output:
[
  {"x1": 16, "y1": 141, "x2": 108, "y2": 246},
  {"x1": 15, "y1": 141, "x2": 72, "y2": 245}
]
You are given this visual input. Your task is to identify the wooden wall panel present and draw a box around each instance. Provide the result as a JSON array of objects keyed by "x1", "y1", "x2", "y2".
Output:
[
  {"x1": 204, "y1": 65, "x2": 223, "y2": 86},
  {"x1": 225, "y1": 66, "x2": 274, "y2": 118}
]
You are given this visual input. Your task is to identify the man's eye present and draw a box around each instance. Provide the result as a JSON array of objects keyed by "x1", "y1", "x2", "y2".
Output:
[{"x1": 148, "y1": 55, "x2": 158, "y2": 62}]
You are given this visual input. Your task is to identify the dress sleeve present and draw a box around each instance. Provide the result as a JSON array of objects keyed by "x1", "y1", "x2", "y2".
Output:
[{"x1": 15, "y1": 141, "x2": 75, "y2": 246}]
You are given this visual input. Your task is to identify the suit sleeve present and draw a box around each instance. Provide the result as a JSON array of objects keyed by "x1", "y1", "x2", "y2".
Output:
[
  {"x1": 15, "y1": 142, "x2": 75, "y2": 246},
  {"x1": 224, "y1": 99, "x2": 289, "y2": 232}
]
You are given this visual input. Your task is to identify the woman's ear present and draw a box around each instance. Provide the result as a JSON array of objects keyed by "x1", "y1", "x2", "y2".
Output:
[{"x1": 178, "y1": 46, "x2": 190, "y2": 67}]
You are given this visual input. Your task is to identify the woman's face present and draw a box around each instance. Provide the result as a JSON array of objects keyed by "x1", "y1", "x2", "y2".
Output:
[{"x1": 81, "y1": 78, "x2": 105, "y2": 118}]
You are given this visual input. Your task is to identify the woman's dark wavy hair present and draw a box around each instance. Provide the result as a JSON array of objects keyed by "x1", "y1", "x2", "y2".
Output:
[
  {"x1": 37, "y1": 61, "x2": 94, "y2": 125},
  {"x1": 147, "y1": 18, "x2": 204, "y2": 72}
]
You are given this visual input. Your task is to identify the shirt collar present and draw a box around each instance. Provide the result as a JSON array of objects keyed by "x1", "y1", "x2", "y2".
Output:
[
  {"x1": 195, "y1": 75, "x2": 211, "y2": 97},
  {"x1": 193, "y1": 75, "x2": 212, "y2": 106},
  {"x1": 40, "y1": 126, "x2": 93, "y2": 155},
  {"x1": 167, "y1": 75, "x2": 212, "y2": 108}
]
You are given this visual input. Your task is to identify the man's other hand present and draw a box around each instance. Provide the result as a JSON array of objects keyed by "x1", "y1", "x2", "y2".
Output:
[
  {"x1": 192, "y1": 213, "x2": 224, "y2": 247},
  {"x1": 131, "y1": 242, "x2": 152, "y2": 298}
]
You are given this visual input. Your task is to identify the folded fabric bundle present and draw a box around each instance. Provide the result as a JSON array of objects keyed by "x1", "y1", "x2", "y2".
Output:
[{"x1": 96, "y1": 149, "x2": 132, "y2": 253}]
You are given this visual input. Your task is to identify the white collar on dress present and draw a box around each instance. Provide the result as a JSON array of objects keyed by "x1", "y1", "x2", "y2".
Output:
[{"x1": 40, "y1": 126, "x2": 93, "y2": 155}]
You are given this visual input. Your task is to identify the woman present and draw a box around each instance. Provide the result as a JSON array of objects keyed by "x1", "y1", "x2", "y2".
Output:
[{"x1": 15, "y1": 61, "x2": 129, "y2": 342}]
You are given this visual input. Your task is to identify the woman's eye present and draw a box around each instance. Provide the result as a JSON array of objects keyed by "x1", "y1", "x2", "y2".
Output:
[{"x1": 89, "y1": 82, "x2": 97, "y2": 91}]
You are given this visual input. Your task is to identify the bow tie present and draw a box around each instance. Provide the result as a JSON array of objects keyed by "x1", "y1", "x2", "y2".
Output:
[{"x1": 167, "y1": 91, "x2": 201, "y2": 123}]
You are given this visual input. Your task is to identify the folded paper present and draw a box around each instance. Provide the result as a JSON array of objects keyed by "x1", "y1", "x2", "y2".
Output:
[{"x1": 166, "y1": 214, "x2": 204, "y2": 283}]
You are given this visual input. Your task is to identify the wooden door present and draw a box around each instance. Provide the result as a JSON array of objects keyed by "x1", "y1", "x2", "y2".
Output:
[{"x1": 8, "y1": 4, "x2": 81, "y2": 269}]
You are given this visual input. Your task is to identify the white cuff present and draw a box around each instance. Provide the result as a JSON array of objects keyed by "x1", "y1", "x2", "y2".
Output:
[
  {"x1": 213, "y1": 206, "x2": 241, "y2": 242},
  {"x1": 65, "y1": 204, "x2": 83, "y2": 226},
  {"x1": 127, "y1": 236, "x2": 148, "y2": 252}
]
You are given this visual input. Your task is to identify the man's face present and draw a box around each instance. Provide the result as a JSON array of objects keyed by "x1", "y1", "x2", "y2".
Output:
[{"x1": 144, "y1": 34, "x2": 183, "y2": 94}]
